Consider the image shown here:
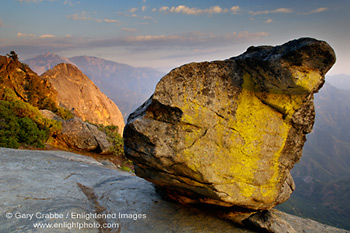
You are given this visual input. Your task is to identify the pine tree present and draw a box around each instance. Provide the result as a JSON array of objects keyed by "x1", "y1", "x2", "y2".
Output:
[{"x1": 6, "y1": 51, "x2": 19, "y2": 63}]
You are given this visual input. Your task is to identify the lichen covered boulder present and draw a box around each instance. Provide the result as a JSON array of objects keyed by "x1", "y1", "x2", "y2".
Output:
[{"x1": 124, "y1": 38, "x2": 336, "y2": 213}]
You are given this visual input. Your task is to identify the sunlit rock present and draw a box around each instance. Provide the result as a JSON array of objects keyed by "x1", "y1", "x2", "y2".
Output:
[{"x1": 123, "y1": 38, "x2": 336, "y2": 226}]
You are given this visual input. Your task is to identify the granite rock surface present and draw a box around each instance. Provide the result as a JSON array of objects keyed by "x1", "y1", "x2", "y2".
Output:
[
  {"x1": 123, "y1": 38, "x2": 336, "y2": 222},
  {"x1": 0, "y1": 148, "x2": 347, "y2": 233}
]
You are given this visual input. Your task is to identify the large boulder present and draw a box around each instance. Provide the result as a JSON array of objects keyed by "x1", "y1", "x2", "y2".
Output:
[
  {"x1": 41, "y1": 110, "x2": 113, "y2": 154},
  {"x1": 123, "y1": 38, "x2": 336, "y2": 221},
  {"x1": 58, "y1": 117, "x2": 113, "y2": 154}
]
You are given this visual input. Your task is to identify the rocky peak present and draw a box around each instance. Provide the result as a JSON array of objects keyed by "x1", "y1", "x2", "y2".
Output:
[
  {"x1": 70, "y1": 55, "x2": 109, "y2": 66},
  {"x1": 41, "y1": 63, "x2": 124, "y2": 134},
  {"x1": 0, "y1": 54, "x2": 57, "y2": 106}
]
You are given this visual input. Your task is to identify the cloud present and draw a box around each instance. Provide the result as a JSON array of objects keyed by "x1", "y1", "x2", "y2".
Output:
[
  {"x1": 39, "y1": 34, "x2": 56, "y2": 38},
  {"x1": 121, "y1": 31, "x2": 268, "y2": 48},
  {"x1": 7, "y1": 30, "x2": 268, "y2": 52},
  {"x1": 122, "y1": 28, "x2": 137, "y2": 32},
  {"x1": 1, "y1": 31, "x2": 268, "y2": 67},
  {"x1": 125, "y1": 35, "x2": 182, "y2": 42},
  {"x1": 17, "y1": 32, "x2": 36, "y2": 38},
  {"x1": 158, "y1": 6, "x2": 169, "y2": 12},
  {"x1": 17, "y1": 32, "x2": 56, "y2": 38},
  {"x1": 104, "y1": 19, "x2": 119, "y2": 23},
  {"x1": 64, "y1": 0, "x2": 79, "y2": 7},
  {"x1": 265, "y1": 19, "x2": 273, "y2": 24},
  {"x1": 129, "y1": 8, "x2": 138, "y2": 13},
  {"x1": 96, "y1": 19, "x2": 120, "y2": 24},
  {"x1": 142, "y1": 6, "x2": 147, "y2": 12},
  {"x1": 305, "y1": 7, "x2": 328, "y2": 14},
  {"x1": 172, "y1": 5, "x2": 226, "y2": 15},
  {"x1": 231, "y1": 6, "x2": 240, "y2": 14},
  {"x1": 192, "y1": 48, "x2": 217, "y2": 54},
  {"x1": 170, "y1": 5, "x2": 199, "y2": 14},
  {"x1": 226, "y1": 31, "x2": 269, "y2": 40},
  {"x1": 250, "y1": 8, "x2": 293, "y2": 15},
  {"x1": 67, "y1": 11, "x2": 91, "y2": 21},
  {"x1": 156, "y1": 5, "x2": 242, "y2": 15},
  {"x1": 119, "y1": 11, "x2": 153, "y2": 20}
]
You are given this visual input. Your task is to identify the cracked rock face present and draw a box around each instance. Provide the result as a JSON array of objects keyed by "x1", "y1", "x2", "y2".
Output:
[
  {"x1": 41, "y1": 110, "x2": 113, "y2": 154},
  {"x1": 58, "y1": 117, "x2": 113, "y2": 154},
  {"x1": 124, "y1": 38, "x2": 336, "y2": 212}
]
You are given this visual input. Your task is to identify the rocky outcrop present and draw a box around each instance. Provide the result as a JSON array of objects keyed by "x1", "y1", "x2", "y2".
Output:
[
  {"x1": 41, "y1": 110, "x2": 113, "y2": 154},
  {"x1": 41, "y1": 63, "x2": 124, "y2": 134},
  {"x1": 123, "y1": 38, "x2": 336, "y2": 226},
  {"x1": 0, "y1": 148, "x2": 347, "y2": 233},
  {"x1": 40, "y1": 109, "x2": 65, "y2": 122},
  {"x1": 59, "y1": 117, "x2": 113, "y2": 154},
  {"x1": 0, "y1": 55, "x2": 57, "y2": 105}
]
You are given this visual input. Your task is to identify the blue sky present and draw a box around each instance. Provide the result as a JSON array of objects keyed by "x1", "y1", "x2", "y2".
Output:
[{"x1": 0, "y1": 0, "x2": 349, "y2": 74}]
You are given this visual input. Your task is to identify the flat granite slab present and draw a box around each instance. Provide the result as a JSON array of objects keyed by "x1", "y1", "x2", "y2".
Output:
[{"x1": 0, "y1": 148, "x2": 347, "y2": 233}]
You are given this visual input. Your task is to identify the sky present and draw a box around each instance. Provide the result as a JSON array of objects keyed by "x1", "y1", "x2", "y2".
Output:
[{"x1": 0, "y1": 0, "x2": 349, "y2": 75}]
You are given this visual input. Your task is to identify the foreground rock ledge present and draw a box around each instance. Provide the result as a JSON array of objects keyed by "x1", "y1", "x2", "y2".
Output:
[
  {"x1": 124, "y1": 38, "x2": 336, "y2": 226},
  {"x1": 0, "y1": 148, "x2": 347, "y2": 233}
]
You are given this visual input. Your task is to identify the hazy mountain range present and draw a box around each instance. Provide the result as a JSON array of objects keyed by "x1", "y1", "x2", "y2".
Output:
[
  {"x1": 278, "y1": 83, "x2": 350, "y2": 230},
  {"x1": 24, "y1": 53, "x2": 350, "y2": 229},
  {"x1": 326, "y1": 74, "x2": 350, "y2": 90},
  {"x1": 24, "y1": 53, "x2": 165, "y2": 120}
]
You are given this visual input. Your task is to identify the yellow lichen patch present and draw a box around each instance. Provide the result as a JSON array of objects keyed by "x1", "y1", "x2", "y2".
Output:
[
  {"x1": 176, "y1": 71, "x2": 301, "y2": 204},
  {"x1": 255, "y1": 92, "x2": 306, "y2": 122},
  {"x1": 290, "y1": 68, "x2": 322, "y2": 93},
  {"x1": 177, "y1": 83, "x2": 213, "y2": 178},
  {"x1": 241, "y1": 71, "x2": 256, "y2": 91},
  {"x1": 231, "y1": 72, "x2": 292, "y2": 201}
]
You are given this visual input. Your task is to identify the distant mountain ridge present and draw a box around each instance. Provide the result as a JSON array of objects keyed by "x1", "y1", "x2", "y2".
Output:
[
  {"x1": 297, "y1": 84, "x2": 350, "y2": 181},
  {"x1": 24, "y1": 54, "x2": 165, "y2": 120},
  {"x1": 24, "y1": 53, "x2": 77, "y2": 76}
]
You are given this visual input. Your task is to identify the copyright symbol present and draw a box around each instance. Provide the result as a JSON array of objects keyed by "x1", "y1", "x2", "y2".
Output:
[{"x1": 6, "y1": 213, "x2": 13, "y2": 219}]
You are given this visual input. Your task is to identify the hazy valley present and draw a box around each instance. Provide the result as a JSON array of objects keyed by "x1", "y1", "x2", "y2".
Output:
[{"x1": 278, "y1": 83, "x2": 350, "y2": 229}]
